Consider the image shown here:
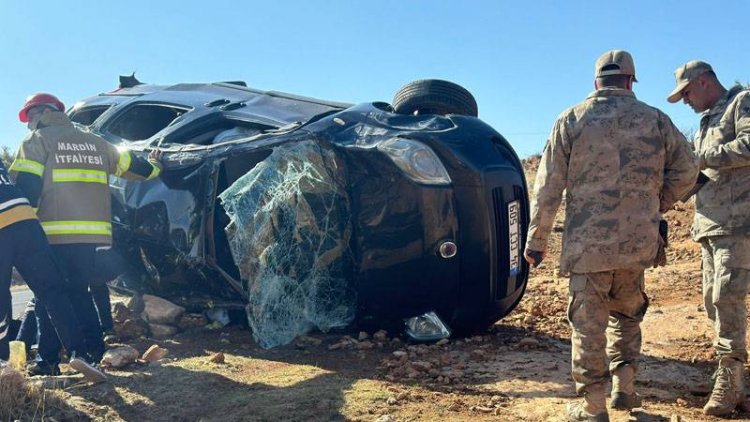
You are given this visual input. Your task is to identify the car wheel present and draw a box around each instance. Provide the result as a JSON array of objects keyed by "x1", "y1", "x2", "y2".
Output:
[{"x1": 392, "y1": 79, "x2": 478, "y2": 117}]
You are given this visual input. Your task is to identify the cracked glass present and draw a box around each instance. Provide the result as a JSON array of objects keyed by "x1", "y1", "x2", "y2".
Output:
[{"x1": 219, "y1": 140, "x2": 356, "y2": 348}]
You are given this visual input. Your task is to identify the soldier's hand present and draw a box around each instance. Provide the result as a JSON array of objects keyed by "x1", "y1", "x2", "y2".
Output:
[{"x1": 653, "y1": 220, "x2": 668, "y2": 268}]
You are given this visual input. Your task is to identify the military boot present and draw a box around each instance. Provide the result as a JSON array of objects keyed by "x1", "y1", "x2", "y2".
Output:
[
  {"x1": 567, "y1": 383, "x2": 609, "y2": 422},
  {"x1": 704, "y1": 357, "x2": 745, "y2": 416},
  {"x1": 610, "y1": 365, "x2": 642, "y2": 410}
]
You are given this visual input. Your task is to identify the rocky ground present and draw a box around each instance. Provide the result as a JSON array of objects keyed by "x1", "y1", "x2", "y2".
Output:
[{"x1": 3, "y1": 157, "x2": 748, "y2": 421}]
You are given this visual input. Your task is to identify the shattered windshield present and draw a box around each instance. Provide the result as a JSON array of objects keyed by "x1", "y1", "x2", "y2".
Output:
[{"x1": 219, "y1": 140, "x2": 356, "y2": 348}]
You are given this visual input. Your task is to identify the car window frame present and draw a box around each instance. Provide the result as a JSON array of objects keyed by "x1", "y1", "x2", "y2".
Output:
[{"x1": 99, "y1": 101, "x2": 193, "y2": 143}]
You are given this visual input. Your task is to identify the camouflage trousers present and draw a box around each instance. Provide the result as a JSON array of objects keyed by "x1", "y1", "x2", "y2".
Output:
[
  {"x1": 701, "y1": 234, "x2": 750, "y2": 362},
  {"x1": 568, "y1": 268, "x2": 649, "y2": 394}
]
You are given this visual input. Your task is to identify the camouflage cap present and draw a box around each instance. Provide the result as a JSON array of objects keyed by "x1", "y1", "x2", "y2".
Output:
[
  {"x1": 667, "y1": 60, "x2": 713, "y2": 103},
  {"x1": 595, "y1": 50, "x2": 637, "y2": 82}
]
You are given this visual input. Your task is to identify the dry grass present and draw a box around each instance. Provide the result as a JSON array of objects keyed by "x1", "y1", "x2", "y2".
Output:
[{"x1": 0, "y1": 366, "x2": 88, "y2": 421}]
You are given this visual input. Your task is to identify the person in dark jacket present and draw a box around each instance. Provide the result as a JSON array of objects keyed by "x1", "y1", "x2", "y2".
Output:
[{"x1": 0, "y1": 160, "x2": 105, "y2": 382}]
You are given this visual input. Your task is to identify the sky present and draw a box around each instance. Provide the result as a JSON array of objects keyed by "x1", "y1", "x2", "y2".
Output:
[{"x1": 0, "y1": 0, "x2": 747, "y2": 159}]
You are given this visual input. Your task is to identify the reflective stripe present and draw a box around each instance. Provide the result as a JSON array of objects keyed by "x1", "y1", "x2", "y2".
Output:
[
  {"x1": 0, "y1": 205, "x2": 37, "y2": 230},
  {"x1": 115, "y1": 150, "x2": 132, "y2": 177},
  {"x1": 52, "y1": 168, "x2": 108, "y2": 184},
  {"x1": 41, "y1": 220, "x2": 112, "y2": 236},
  {"x1": 147, "y1": 163, "x2": 161, "y2": 179},
  {"x1": 0, "y1": 314, "x2": 7, "y2": 341},
  {"x1": 9, "y1": 159, "x2": 44, "y2": 177},
  {"x1": 0, "y1": 197, "x2": 30, "y2": 212}
]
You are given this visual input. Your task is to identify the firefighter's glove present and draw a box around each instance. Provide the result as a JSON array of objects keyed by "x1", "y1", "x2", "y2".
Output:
[{"x1": 653, "y1": 219, "x2": 668, "y2": 268}]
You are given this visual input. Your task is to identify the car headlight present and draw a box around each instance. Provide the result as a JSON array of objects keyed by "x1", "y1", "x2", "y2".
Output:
[
  {"x1": 377, "y1": 138, "x2": 451, "y2": 185},
  {"x1": 405, "y1": 311, "x2": 451, "y2": 341}
]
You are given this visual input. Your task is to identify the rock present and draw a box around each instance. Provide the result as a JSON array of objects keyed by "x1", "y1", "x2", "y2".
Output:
[
  {"x1": 142, "y1": 345, "x2": 169, "y2": 362},
  {"x1": 518, "y1": 337, "x2": 540, "y2": 348},
  {"x1": 328, "y1": 342, "x2": 344, "y2": 351},
  {"x1": 102, "y1": 345, "x2": 140, "y2": 368},
  {"x1": 127, "y1": 293, "x2": 145, "y2": 314},
  {"x1": 436, "y1": 339, "x2": 450, "y2": 346},
  {"x1": 373, "y1": 330, "x2": 388, "y2": 342},
  {"x1": 358, "y1": 331, "x2": 369, "y2": 341},
  {"x1": 670, "y1": 415, "x2": 682, "y2": 422},
  {"x1": 392, "y1": 351, "x2": 408, "y2": 359},
  {"x1": 112, "y1": 301, "x2": 134, "y2": 322},
  {"x1": 375, "y1": 416, "x2": 397, "y2": 422},
  {"x1": 119, "y1": 318, "x2": 150, "y2": 340},
  {"x1": 142, "y1": 294, "x2": 185, "y2": 325},
  {"x1": 178, "y1": 313, "x2": 208, "y2": 330},
  {"x1": 386, "y1": 396, "x2": 398, "y2": 405},
  {"x1": 357, "y1": 341, "x2": 375, "y2": 350},
  {"x1": 410, "y1": 361, "x2": 432, "y2": 372},
  {"x1": 470, "y1": 349, "x2": 487, "y2": 360},
  {"x1": 406, "y1": 367, "x2": 421, "y2": 378},
  {"x1": 149, "y1": 323, "x2": 178, "y2": 338},
  {"x1": 295, "y1": 336, "x2": 322, "y2": 346},
  {"x1": 208, "y1": 352, "x2": 225, "y2": 364}
]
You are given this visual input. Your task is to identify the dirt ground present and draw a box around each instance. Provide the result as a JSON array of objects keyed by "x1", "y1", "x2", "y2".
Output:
[{"x1": 6, "y1": 157, "x2": 750, "y2": 421}]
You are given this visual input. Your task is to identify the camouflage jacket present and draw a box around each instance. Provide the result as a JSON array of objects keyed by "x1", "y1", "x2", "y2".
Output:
[
  {"x1": 692, "y1": 85, "x2": 750, "y2": 240},
  {"x1": 527, "y1": 88, "x2": 698, "y2": 274}
]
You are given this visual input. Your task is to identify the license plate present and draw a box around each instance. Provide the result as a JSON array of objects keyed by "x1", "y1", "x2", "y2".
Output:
[{"x1": 508, "y1": 200, "x2": 520, "y2": 276}]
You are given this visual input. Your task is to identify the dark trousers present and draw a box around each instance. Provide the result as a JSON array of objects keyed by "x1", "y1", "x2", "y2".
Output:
[
  {"x1": 0, "y1": 220, "x2": 86, "y2": 360},
  {"x1": 16, "y1": 297, "x2": 38, "y2": 350},
  {"x1": 37, "y1": 244, "x2": 105, "y2": 364},
  {"x1": 90, "y1": 283, "x2": 113, "y2": 332}
]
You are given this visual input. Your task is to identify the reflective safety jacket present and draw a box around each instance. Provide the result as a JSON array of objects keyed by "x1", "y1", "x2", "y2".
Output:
[
  {"x1": 0, "y1": 161, "x2": 37, "y2": 231},
  {"x1": 9, "y1": 111, "x2": 160, "y2": 245}
]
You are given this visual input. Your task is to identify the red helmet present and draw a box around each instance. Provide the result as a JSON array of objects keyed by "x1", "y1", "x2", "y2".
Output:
[{"x1": 19, "y1": 93, "x2": 65, "y2": 123}]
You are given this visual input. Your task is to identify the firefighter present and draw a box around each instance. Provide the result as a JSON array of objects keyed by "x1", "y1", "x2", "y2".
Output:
[
  {"x1": 10, "y1": 92, "x2": 162, "y2": 375},
  {"x1": 0, "y1": 159, "x2": 106, "y2": 382}
]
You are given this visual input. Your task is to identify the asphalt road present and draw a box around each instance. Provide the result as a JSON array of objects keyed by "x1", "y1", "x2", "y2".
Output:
[{"x1": 11, "y1": 287, "x2": 33, "y2": 317}]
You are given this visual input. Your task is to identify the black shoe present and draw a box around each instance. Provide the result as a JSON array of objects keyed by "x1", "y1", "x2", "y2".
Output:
[
  {"x1": 27, "y1": 361, "x2": 61, "y2": 376},
  {"x1": 69, "y1": 352, "x2": 107, "y2": 383}
]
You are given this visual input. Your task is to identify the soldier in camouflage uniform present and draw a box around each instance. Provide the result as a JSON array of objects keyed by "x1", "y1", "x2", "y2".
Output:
[
  {"x1": 524, "y1": 50, "x2": 698, "y2": 422},
  {"x1": 667, "y1": 60, "x2": 750, "y2": 416}
]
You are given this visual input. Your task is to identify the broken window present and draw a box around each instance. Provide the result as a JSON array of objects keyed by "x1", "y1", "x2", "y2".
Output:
[
  {"x1": 69, "y1": 105, "x2": 112, "y2": 126},
  {"x1": 105, "y1": 103, "x2": 190, "y2": 142},
  {"x1": 158, "y1": 113, "x2": 273, "y2": 146},
  {"x1": 219, "y1": 140, "x2": 355, "y2": 348}
]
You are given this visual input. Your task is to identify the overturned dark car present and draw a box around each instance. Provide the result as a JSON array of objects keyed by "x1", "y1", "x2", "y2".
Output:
[{"x1": 71, "y1": 77, "x2": 529, "y2": 347}]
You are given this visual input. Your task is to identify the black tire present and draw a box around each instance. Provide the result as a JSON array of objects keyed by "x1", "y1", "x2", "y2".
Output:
[{"x1": 392, "y1": 79, "x2": 478, "y2": 117}]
